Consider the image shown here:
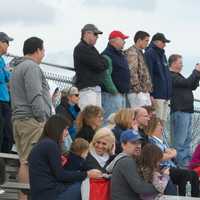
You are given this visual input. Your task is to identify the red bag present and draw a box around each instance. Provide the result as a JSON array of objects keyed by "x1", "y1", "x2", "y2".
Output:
[{"x1": 89, "y1": 178, "x2": 111, "y2": 200}]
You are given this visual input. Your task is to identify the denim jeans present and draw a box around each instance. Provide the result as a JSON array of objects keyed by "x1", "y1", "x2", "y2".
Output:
[
  {"x1": 170, "y1": 111, "x2": 192, "y2": 168},
  {"x1": 56, "y1": 182, "x2": 81, "y2": 200},
  {"x1": 102, "y1": 92, "x2": 126, "y2": 124}
]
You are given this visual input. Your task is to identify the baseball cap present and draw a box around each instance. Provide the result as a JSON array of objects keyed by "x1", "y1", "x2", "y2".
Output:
[
  {"x1": 109, "y1": 30, "x2": 129, "y2": 40},
  {"x1": 81, "y1": 24, "x2": 103, "y2": 34},
  {"x1": 152, "y1": 33, "x2": 170, "y2": 43},
  {"x1": 0, "y1": 32, "x2": 13, "y2": 42},
  {"x1": 120, "y1": 129, "x2": 142, "y2": 143},
  {"x1": 61, "y1": 86, "x2": 79, "y2": 97}
]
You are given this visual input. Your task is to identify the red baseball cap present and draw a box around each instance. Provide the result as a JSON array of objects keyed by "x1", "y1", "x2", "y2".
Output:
[{"x1": 109, "y1": 31, "x2": 129, "y2": 40}]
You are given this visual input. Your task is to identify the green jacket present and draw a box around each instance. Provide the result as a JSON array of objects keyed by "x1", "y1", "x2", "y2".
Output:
[{"x1": 102, "y1": 55, "x2": 118, "y2": 94}]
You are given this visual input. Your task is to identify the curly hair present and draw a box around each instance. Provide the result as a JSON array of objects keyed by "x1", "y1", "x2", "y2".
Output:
[{"x1": 76, "y1": 105, "x2": 103, "y2": 131}]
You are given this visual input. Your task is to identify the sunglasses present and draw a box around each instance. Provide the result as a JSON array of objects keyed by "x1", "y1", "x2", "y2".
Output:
[
  {"x1": 74, "y1": 94, "x2": 79, "y2": 97},
  {"x1": 2, "y1": 40, "x2": 9, "y2": 45}
]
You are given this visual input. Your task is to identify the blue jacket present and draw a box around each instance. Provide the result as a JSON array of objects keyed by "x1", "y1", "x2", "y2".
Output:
[
  {"x1": 102, "y1": 44, "x2": 130, "y2": 94},
  {"x1": 0, "y1": 56, "x2": 10, "y2": 102},
  {"x1": 28, "y1": 138, "x2": 86, "y2": 200},
  {"x1": 145, "y1": 43, "x2": 171, "y2": 99}
]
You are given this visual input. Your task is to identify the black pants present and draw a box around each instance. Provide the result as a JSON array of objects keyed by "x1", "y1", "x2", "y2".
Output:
[
  {"x1": 0, "y1": 101, "x2": 13, "y2": 153},
  {"x1": 170, "y1": 167, "x2": 199, "y2": 197}
]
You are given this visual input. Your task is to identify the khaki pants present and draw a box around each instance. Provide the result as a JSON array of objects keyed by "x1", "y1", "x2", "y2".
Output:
[
  {"x1": 13, "y1": 118, "x2": 44, "y2": 163},
  {"x1": 153, "y1": 99, "x2": 170, "y2": 121}
]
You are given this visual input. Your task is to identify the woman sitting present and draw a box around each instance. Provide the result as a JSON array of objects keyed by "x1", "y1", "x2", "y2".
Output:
[
  {"x1": 56, "y1": 86, "x2": 80, "y2": 140},
  {"x1": 86, "y1": 127, "x2": 115, "y2": 173},
  {"x1": 136, "y1": 144, "x2": 170, "y2": 200},
  {"x1": 28, "y1": 115, "x2": 102, "y2": 200},
  {"x1": 76, "y1": 105, "x2": 103, "y2": 143},
  {"x1": 112, "y1": 108, "x2": 136, "y2": 154}
]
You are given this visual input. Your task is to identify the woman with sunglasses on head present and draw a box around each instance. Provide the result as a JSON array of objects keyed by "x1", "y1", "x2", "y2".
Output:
[
  {"x1": 56, "y1": 86, "x2": 80, "y2": 140},
  {"x1": 29, "y1": 115, "x2": 102, "y2": 200}
]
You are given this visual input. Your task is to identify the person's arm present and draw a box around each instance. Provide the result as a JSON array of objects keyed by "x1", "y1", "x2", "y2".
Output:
[
  {"x1": 24, "y1": 65, "x2": 45, "y2": 122},
  {"x1": 126, "y1": 50, "x2": 140, "y2": 93},
  {"x1": 76, "y1": 45, "x2": 108, "y2": 72},
  {"x1": 118, "y1": 157, "x2": 157, "y2": 194},
  {"x1": 152, "y1": 171, "x2": 169, "y2": 193},
  {"x1": 172, "y1": 70, "x2": 200, "y2": 89},
  {"x1": 162, "y1": 148, "x2": 177, "y2": 161}
]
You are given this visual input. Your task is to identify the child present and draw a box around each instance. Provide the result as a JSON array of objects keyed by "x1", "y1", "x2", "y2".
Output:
[
  {"x1": 136, "y1": 144, "x2": 170, "y2": 200},
  {"x1": 63, "y1": 138, "x2": 89, "y2": 171}
]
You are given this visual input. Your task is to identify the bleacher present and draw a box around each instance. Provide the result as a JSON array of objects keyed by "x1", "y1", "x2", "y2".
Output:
[{"x1": 0, "y1": 153, "x2": 30, "y2": 200}]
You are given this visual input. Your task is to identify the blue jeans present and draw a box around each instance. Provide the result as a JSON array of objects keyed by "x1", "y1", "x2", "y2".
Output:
[
  {"x1": 170, "y1": 111, "x2": 192, "y2": 168},
  {"x1": 56, "y1": 182, "x2": 81, "y2": 200},
  {"x1": 102, "y1": 92, "x2": 126, "y2": 125}
]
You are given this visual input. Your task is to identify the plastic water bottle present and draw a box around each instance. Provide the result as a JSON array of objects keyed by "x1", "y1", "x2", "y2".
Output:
[{"x1": 186, "y1": 181, "x2": 191, "y2": 196}]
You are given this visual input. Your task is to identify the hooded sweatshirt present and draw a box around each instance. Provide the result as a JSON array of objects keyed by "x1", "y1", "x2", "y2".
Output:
[{"x1": 10, "y1": 57, "x2": 52, "y2": 121}]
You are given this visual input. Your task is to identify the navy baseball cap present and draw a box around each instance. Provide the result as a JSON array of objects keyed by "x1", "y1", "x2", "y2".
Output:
[
  {"x1": 0, "y1": 32, "x2": 13, "y2": 42},
  {"x1": 120, "y1": 129, "x2": 142, "y2": 143},
  {"x1": 152, "y1": 33, "x2": 170, "y2": 43}
]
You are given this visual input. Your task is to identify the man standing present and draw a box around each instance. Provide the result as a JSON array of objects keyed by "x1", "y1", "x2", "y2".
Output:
[
  {"x1": 0, "y1": 32, "x2": 14, "y2": 153},
  {"x1": 145, "y1": 33, "x2": 171, "y2": 121},
  {"x1": 102, "y1": 31, "x2": 130, "y2": 121},
  {"x1": 10, "y1": 37, "x2": 52, "y2": 200},
  {"x1": 73, "y1": 24, "x2": 108, "y2": 110},
  {"x1": 169, "y1": 54, "x2": 200, "y2": 168},
  {"x1": 125, "y1": 31, "x2": 152, "y2": 107}
]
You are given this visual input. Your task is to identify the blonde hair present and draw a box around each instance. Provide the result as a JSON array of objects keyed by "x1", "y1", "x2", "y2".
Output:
[
  {"x1": 70, "y1": 138, "x2": 89, "y2": 156},
  {"x1": 114, "y1": 108, "x2": 135, "y2": 129},
  {"x1": 76, "y1": 105, "x2": 103, "y2": 131},
  {"x1": 144, "y1": 117, "x2": 164, "y2": 136},
  {"x1": 91, "y1": 127, "x2": 115, "y2": 155}
]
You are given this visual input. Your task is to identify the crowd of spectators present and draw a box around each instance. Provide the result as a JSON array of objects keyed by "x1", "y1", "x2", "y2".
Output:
[{"x1": 1, "y1": 23, "x2": 200, "y2": 200}]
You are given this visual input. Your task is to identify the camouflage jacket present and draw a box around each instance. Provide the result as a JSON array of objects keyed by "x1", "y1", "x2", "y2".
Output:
[{"x1": 125, "y1": 45, "x2": 152, "y2": 93}]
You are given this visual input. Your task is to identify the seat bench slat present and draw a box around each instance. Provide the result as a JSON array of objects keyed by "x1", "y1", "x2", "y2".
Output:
[{"x1": 1, "y1": 182, "x2": 30, "y2": 190}]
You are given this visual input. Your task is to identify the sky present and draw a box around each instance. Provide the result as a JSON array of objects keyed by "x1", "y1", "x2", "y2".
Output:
[{"x1": 1, "y1": 0, "x2": 200, "y2": 97}]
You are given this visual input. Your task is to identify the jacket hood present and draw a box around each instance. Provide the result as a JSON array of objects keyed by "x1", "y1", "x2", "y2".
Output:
[
  {"x1": 9, "y1": 56, "x2": 27, "y2": 68},
  {"x1": 106, "y1": 152, "x2": 128, "y2": 173},
  {"x1": 146, "y1": 42, "x2": 165, "y2": 54}
]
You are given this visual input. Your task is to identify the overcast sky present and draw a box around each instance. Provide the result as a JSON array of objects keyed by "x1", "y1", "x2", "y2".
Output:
[{"x1": 1, "y1": 0, "x2": 200, "y2": 97}]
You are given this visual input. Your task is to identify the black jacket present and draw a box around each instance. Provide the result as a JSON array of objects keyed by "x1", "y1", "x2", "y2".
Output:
[
  {"x1": 85, "y1": 153, "x2": 114, "y2": 173},
  {"x1": 112, "y1": 125, "x2": 127, "y2": 154},
  {"x1": 55, "y1": 98, "x2": 80, "y2": 126},
  {"x1": 73, "y1": 40, "x2": 108, "y2": 90},
  {"x1": 76, "y1": 125, "x2": 95, "y2": 143},
  {"x1": 170, "y1": 70, "x2": 200, "y2": 113}
]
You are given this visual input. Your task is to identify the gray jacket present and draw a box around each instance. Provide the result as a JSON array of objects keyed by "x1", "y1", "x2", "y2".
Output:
[
  {"x1": 111, "y1": 156, "x2": 157, "y2": 200},
  {"x1": 10, "y1": 57, "x2": 52, "y2": 121}
]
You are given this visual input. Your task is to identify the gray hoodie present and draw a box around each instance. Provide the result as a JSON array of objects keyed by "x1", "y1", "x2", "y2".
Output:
[
  {"x1": 109, "y1": 154, "x2": 157, "y2": 200},
  {"x1": 10, "y1": 57, "x2": 52, "y2": 121}
]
